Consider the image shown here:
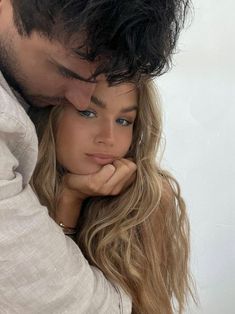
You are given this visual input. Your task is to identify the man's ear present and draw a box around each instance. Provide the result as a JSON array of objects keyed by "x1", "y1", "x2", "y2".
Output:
[
  {"x1": 0, "y1": 0, "x2": 12, "y2": 27},
  {"x1": 0, "y1": 0, "x2": 5, "y2": 9},
  {"x1": 0, "y1": 0, "x2": 7, "y2": 15}
]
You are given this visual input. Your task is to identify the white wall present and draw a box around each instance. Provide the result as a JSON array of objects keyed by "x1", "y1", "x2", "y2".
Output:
[{"x1": 156, "y1": 1, "x2": 235, "y2": 313}]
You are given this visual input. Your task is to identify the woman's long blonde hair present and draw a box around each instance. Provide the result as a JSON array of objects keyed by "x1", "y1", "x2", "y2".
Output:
[{"x1": 30, "y1": 80, "x2": 195, "y2": 314}]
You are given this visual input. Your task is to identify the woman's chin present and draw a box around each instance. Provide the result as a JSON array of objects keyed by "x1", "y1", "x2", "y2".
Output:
[{"x1": 70, "y1": 165, "x2": 102, "y2": 176}]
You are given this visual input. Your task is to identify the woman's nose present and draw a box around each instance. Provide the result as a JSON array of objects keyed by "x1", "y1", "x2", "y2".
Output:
[
  {"x1": 65, "y1": 80, "x2": 97, "y2": 109},
  {"x1": 94, "y1": 122, "x2": 115, "y2": 146}
]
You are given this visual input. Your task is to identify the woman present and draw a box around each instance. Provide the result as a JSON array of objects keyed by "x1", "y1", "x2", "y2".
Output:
[{"x1": 29, "y1": 79, "x2": 195, "y2": 314}]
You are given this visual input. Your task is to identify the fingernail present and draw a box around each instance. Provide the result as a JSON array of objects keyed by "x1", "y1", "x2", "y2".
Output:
[{"x1": 106, "y1": 164, "x2": 115, "y2": 172}]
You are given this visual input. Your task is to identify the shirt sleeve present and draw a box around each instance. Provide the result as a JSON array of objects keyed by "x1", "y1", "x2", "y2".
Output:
[{"x1": 0, "y1": 113, "x2": 132, "y2": 314}]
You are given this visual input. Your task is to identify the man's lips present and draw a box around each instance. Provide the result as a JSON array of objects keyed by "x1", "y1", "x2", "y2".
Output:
[{"x1": 86, "y1": 153, "x2": 117, "y2": 165}]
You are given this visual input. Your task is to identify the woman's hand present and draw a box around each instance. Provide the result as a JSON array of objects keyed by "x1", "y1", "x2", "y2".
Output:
[
  {"x1": 55, "y1": 158, "x2": 136, "y2": 228},
  {"x1": 64, "y1": 158, "x2": 136, "y2": 199}
]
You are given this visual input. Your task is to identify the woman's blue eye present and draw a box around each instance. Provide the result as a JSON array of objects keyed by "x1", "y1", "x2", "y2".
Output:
[
  {"x1": 116, "y1": 118, "x2": 132, "y2": 126},
  {"x1": 77, "y1": 110, "x2": 96, "y2": 118}
]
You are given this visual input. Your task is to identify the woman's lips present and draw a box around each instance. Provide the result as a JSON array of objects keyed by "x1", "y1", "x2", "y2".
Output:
[{"x1": 86, "y1": 153, "x2": 116, "y2": 165}]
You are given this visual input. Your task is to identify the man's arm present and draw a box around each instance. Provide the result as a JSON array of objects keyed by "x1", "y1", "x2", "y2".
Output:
[{"x1": 0, "y1": 109, "x2": 131, "y2": 313}]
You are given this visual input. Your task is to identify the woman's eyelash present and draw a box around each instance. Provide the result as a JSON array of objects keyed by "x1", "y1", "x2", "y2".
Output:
[
  {"x1": 116, "y1": 118, "x2": 133, "y2": 126},
  {"x1": 77, "y1": 110, "x2": 134, "y2": 125},
  {"x1": 77, "y1": 110, "x2": 96, "y2": 118}
]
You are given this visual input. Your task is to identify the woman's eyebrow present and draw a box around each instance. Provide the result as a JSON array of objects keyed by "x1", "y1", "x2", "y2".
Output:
[
  {"x1": 91, "y1": 96, "x2": 106, "y2": 108},
  {"x1": 121, "y1": 105, "x2": 138, "y2": 113},
  {"x1": 91, "y1": 96, "x2": 137, "y2": 113}
]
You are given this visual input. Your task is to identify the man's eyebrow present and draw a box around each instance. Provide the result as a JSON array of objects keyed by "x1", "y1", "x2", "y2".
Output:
[
  {"x1": 91, "y1": 96, "x2": 138, "y2": 113},
  {"x1": 49, "y1": 58, "x2": 96, "y2": 83}
]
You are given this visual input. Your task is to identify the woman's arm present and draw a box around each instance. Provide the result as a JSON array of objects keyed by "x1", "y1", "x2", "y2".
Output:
[{"x1": 55, "y1": 159, "x2": 136, "y2": 229}]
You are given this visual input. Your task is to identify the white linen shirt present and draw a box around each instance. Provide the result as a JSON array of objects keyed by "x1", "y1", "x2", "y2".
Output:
[{"x1": 0, "y1": 72, "x2": 132, "y2": 314}]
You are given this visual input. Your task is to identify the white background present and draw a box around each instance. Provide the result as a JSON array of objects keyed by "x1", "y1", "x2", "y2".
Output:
[{"x1": 156, "y1": 0, "x2": 235, "y2": 313}]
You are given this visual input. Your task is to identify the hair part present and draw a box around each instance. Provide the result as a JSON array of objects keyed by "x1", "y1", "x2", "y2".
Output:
[{"x1": 10, "y1": 0, "x2": 192, "y2": 84}]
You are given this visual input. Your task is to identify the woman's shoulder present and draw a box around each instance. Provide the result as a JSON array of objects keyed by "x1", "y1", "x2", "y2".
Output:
[{"x1": 159, "y1": 173, "x2": 176, "y2": 208}]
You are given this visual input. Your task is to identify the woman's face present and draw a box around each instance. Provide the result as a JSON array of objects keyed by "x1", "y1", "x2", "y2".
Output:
[{"x1": 56, "y1": 81, "x2": 138, "y2": 175}]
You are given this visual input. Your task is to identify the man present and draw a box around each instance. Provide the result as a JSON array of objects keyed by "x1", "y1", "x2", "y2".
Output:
[{"x1": 0, "y1": 0, "x2": 190, "y2": 313}]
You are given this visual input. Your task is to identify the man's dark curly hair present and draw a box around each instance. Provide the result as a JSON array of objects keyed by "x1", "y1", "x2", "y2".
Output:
[{"x1": 11, "y1": 0, "x2": 191, "y2": 84}]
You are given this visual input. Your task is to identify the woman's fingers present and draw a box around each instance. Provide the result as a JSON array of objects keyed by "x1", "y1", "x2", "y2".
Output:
[{"x1": 102, "y1": 158, "x2": 137, "y2": 195}]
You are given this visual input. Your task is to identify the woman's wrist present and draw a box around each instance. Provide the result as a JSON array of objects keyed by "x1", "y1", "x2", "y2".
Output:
[{"x1": 55, "y1": 187, "x2": 84, "y2": 229}]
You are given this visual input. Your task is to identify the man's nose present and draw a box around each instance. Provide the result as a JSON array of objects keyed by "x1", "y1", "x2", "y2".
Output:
[{"x1": 65, "y1": 80, "x2": 97, "y2": 109}]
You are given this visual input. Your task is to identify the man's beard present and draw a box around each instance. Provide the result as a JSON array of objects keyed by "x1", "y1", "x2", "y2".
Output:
[
  {"x1": 0, "y1": 38, "x2": 67, "y2": 108},
  {"x1": 0, "y1": 35, "x2": 28, "y2": 96}
]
